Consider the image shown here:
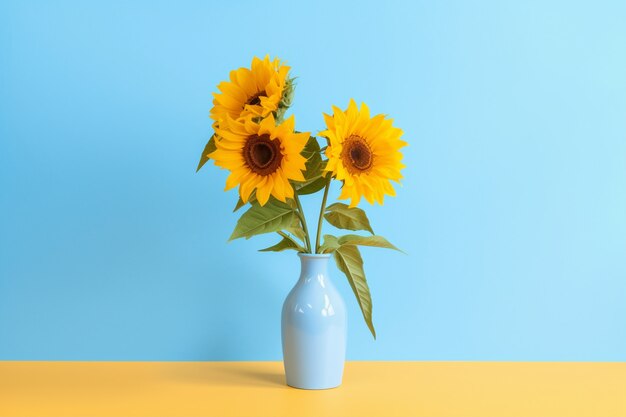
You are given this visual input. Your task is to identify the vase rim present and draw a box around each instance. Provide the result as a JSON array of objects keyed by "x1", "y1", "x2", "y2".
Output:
[{"x1": 298, "y1": 253, "x2": 332, "y2": 259}]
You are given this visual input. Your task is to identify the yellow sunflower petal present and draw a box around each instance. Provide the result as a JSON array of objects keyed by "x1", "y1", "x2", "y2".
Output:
[
  {"x1": 210, "y1": 110, "x2": 309, "y2": 206},
  {"x1": 256, "y1": 177, "x2": 272, "y2": 206},
  {"x1": 210, "y1": 56, "x2": 290, "y2": 123},
  {"x1": 319, "y1": 100, "x2": 406, "y2": 207}
]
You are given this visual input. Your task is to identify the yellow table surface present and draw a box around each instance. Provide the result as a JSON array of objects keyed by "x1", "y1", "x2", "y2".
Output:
[{"x1": 1, "y1": 361, "x2": 624, "y2": 417}]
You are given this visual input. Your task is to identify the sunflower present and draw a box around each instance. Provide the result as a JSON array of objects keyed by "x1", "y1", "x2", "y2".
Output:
[
  {"x1": 210, "y1": 114, "x2": 309, "y2": 206},
  {"x1": 210, "y1": 55, "x2": 290, "y2": 123},
  {"x1": 319, "y1": 99, "x2": 407, "y2": 207}
]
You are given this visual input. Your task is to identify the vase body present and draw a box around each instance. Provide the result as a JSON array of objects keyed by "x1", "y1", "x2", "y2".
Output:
[{"x1": 281, "y1": 253, "x2": 347, "y2": 389}]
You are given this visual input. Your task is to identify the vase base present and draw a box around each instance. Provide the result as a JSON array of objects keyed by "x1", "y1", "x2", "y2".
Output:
[{"x1": 286, "y1": 382, "x2": 342, "y2": 390}]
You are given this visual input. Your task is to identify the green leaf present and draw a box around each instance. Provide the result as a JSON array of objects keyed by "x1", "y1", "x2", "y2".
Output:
[
  {"x1": 319, "y1": 234, "x2": 401, "y2": 254},
  {"x1": 333, "y1": 245, "x2": 376, "y2": 339},
  {"x1": 259, "y1": 237, "x2": 305, "y2": 253},
  {"x1": 319, "y1": 234, "x2": 340, "y2": 254},
  {"x1": 337, "y1": 234, "x2": 401, "y2": 251},
  {"x1": 229, "y1": 198, "x2": 296, "y2": 241},
  {"x1": 324, "y1": 203, "x2": 374, "y2": 234},
  {"x1": 301, "y1": 135, "x2": 321, "y2": 163},
  {"x1": 286, "y1": 215, "x2": 306, "y2": 241},
  {"x1": 293, "y1": 136, "x2": 328, "y2": 194},
  {"x1": 296, "y1": 175, "x2": 327, "y2": 195},
  {"x1": 196, "y1": 135, "x2": 216, "y2": 172},
  {"x1": 233, "y1": 191, "x2": 257, "y2": 212},
  {"x1": 301, "y1": 137, "x2": 325, "y2": 178},
  {"x1": 233, "y1": 198, "x2": 247, "y2": 212}
]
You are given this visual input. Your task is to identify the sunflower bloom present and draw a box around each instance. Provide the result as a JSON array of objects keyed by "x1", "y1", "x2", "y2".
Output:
[
  {"x1": 210, "y1": 56, "x2": 290, "y2": 123},
  {"x1": 319, "y1": 99, "x2": 407, "y2": 207},
  {"x1": 210, "y1": 114, "x2": 308, "y2": 206}
]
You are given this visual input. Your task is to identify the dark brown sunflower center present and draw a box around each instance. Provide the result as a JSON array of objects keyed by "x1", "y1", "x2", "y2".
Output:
[
  {"x1": 341, "y1": 135, "x2": 373, "y2": 173},
  {"x1": 246, "y1": 91, "x2": 266, "y2": 106},
  {"x1": 243, "y1": 134, "x2": 282, "y2": 175}
]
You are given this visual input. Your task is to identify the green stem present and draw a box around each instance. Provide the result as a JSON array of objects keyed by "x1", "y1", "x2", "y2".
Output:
[
  {"x1": 293, "y1": 192, "x2": 312, "y2": 253},
  {"x1": 315, "y1": 175, "x2": 332, "y2": 253}
]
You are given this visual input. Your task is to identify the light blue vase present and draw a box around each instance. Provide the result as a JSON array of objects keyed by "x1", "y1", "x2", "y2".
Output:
[{"x1": 281, "y1": 253, "x2": 347, "y2": 389}]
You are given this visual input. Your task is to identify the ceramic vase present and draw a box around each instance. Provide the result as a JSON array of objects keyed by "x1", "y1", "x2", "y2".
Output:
[{"x1": 281, "y1": 253, "x2": 347, "y2": 389}]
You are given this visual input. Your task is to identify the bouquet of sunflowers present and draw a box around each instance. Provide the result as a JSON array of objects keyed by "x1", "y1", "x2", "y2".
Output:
[{"x1": 197, "y1": 56, "x2": 406, "y2": 338}]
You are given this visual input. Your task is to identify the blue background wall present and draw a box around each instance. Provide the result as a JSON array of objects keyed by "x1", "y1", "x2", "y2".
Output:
[{"x1": 1, "y1": 0, "x2": 625, "y2": 361}]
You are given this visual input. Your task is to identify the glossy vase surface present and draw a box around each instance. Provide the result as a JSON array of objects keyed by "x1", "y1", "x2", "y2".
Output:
[{"x1": 281, "y1": 253, "x2": 347, "y2": 389}]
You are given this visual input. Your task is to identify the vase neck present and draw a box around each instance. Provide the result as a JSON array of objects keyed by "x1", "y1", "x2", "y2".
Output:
[{"x1": 298, "y1": 254, "x2": 331, "y2": 285}]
